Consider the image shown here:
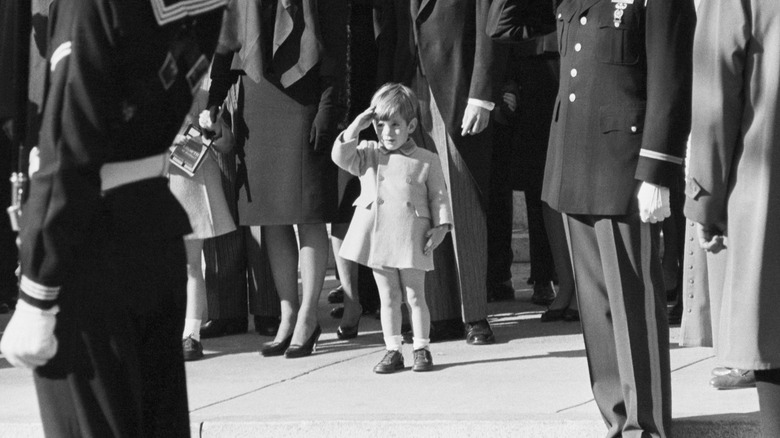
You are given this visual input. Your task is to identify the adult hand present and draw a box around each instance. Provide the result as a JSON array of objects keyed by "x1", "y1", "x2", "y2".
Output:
[
  {"x1": 199, "y1": 106, "x2": 221, "y2": 139},
  {"x1": 0, "y1": 301, "x2": 59, "y2": 369},
  {"x1": 310, "y1": 84, "x2": 338, "y2": 154},
  {"x1": 636, "y1": 181, "x2": 671, "y2": 223},
  {"x1": 460, "y1": 104, "x2": 490, "y2": 136},
  {"x1": 696, "y1": 222, "x2": 727, "y2": 253},
  {"x1": 2, "y1": 119, "x2": 13, "y2": 142},
  {"x1": 502, "y1": 92, "x2": 518, "y2": 113},
  {"x1": 423, "y1": 224, "x2": 450, "y2": 256}
]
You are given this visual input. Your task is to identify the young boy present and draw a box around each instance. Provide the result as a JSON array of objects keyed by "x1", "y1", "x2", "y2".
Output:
[{"x1": 331, "y1": 83, "x2": 453, "y2": 373}]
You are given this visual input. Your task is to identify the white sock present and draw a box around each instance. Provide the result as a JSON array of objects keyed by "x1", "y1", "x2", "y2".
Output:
[
  {"x1": 384, "y1": 335, "x2": 403, "y2": 351},
  {"x1": 413, "y1": 337, "x2": 430, "y2": 351},
  {"x1": 183, "y1": 318, "x2": 202, "y2": 342}
]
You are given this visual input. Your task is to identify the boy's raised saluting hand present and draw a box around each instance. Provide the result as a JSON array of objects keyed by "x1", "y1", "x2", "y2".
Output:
[{"x1": 344, "y1": 107, "x2": 375, "y2": 141}]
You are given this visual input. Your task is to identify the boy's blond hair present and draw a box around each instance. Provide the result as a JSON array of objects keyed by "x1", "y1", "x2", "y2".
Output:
[{"x1": 370, "y1": 83, "x2": 419, "y2": 124}]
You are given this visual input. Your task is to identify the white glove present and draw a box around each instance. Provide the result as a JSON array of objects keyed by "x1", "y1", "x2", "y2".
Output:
[
  {"x1": 28, "y1": 147, "x2": 40, "y2": 177},
  {"x1": 198, "y1": 109, "x2": 215, "y2": 132},
  {"x1": 0, "y1": 301, "x2": 59, "y2": 369},
  {"x1": 637, "y1": 181, "x2": 671, "y2": 223}
]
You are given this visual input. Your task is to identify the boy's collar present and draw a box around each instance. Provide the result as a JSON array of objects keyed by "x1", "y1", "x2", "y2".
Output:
[{"x1": 379, "y1": 139, "x2": 418, "y2": 156}]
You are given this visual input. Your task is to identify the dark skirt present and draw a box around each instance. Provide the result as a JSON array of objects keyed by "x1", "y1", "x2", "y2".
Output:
[{"x1": 234, "y1": 75, "x2": 338, "y2": 226}]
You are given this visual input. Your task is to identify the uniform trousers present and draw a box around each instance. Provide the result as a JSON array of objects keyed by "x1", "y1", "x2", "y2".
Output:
[
  {"x1": 565, "y1": 212, "x2": 671, "y2": 438},
  {"x1": 33, "y1": 180, "x2": 191, "y2": 437},
  {"x1": 412, "y1": 71, "x2": 489, "y2": 324}
]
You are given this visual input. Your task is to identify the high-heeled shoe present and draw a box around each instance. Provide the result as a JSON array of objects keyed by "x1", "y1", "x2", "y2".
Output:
[
  {"x1": 284, "y1": 326, "x2": 322, "y2": 358},
  {"x1": 260, "y1": 334, "x2": 293, "y2": 357},
  {"x1": 336, "y1": 321, "x2": 359, "y2": 340}
]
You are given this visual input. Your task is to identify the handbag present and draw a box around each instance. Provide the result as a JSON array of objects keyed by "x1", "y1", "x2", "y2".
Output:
[{"x1": 486, "y1": 0, "x2": 557, "y2": 43}]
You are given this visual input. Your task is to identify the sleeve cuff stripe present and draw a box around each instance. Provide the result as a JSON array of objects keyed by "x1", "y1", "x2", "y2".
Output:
[
  {"x1": 639, "y1": 149, "x2": 684, "y2": 165},
  {"x1": 20, "y1": 276, "x2": 60, "y2": 301}
]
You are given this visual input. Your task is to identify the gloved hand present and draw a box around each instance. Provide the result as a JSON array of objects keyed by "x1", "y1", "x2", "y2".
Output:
[
  {"x1": 309, "y1": 82, "x2": 340, "y2": 154},
  {"x1": 636, "y1": 181, "x2": 671, "y2": 223},
  {"x1": 199, "y1": 107, "x2": 222, "y2": 139},
  {"x1": 696, "y1": 222, "x2": 727, "y2": 254},
  {"x1": 0, "y1": 300, "x2": 59, "y2": 369}
]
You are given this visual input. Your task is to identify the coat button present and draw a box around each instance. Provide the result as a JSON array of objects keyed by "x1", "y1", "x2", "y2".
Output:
[
  {"x1": 570, "y1": 68, "x2": 577, "y2": 77},
  {"x1": 569, "y1": 93, "x2": 576, "y2": 102},
  {"x1": 575, "y1": 43, "x2": 582, "y2": 52},
  {"x1": 378, "y1": 199, "x2": 384, "y2": 205},
  {"x1": 580, "y1": 16, "x2": 587, "y2": 25},
  {"x1": 406, "y1": 177, "x2": 412, "y2": 183},
  {"x1": 558, "y1": 13, "x2": 562, "y2": 19},
  {"x1": 630, "y1": 126, "x2": 637, "y2": 133},
  {"x1": 378, "y1": 176, "x2": 384, "y2": 181},
  {"x1": 689, "y1": 294, "x2": 694, "y2": 299},
  {"x1": 406, "y1": 201, "x2": 412, "y2": 207}
]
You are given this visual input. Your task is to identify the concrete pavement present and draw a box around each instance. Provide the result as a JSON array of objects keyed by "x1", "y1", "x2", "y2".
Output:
[{"x1": 0, "y1": 263, "x2": 761, "y2": 437}]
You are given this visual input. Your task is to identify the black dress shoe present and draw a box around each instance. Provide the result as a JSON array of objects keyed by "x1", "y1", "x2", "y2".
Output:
[
  {"x1": 562, "y1": 308, "x2": 580, "y2": 322},
  {"x1": 327, "y1": 286, "x2": 345, "y2": 304},
  {"x1": 487, "y1": 281, "x2": 515, "y2": 302},
  {"x1": 428, "y1": 319, "x2": 465, "y2": 343},
  {"x1": 0, "y1": 302, "x2": 9, "y2": 314},
  {"x1": 260, "y1": 335, "x2": 293, "y2": 357},
  {"x1": 182, "y1": 336, "x2": 204, "y2": 361},
  {"x1": 254, "y1": 315, "x2": 281, "y2": 337},
  {"x1": 373, "y1": 350, "x2": 404, "y2": 374},
  {"x1": 466, "y1": 320, "x2": 495, "y2": 345},
  {"x1": 200, "y1": 318, "x2": 248, "y2": 339},
  {"x1": 330, "y1": 306, "x2": 344, "y2": 319},
  {"x1": 336, "y1": 322, "x2": 359, "y2": 340},
  {"x1": 531, "y1": 281, "x2": 556, "y2": 306},
  {"x1": 285, "y1": 326, "x2": 322, "y2": 358},
  {"x1": 667, "y1": 301, "x2": 683, "y2": 326},
  {"x1": 540, "y1": 308, "x2": 567, "y2": 322}
]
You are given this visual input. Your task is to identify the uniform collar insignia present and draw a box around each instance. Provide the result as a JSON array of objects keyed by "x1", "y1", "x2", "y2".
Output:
[{"x1": 150, "y1": 0, "x2": 228, "y2": 26}]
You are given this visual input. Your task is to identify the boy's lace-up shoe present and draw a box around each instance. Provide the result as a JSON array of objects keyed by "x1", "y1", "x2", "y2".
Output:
[
  {"x1": 182, "y1": 335, "x2": 204, "y2": 361},
  {"x1": 412, "y1": 348, "x2": 434, "y2": 372},
  {"x1": 373, "y1": 350, "x2": 404, "y2": 374}
]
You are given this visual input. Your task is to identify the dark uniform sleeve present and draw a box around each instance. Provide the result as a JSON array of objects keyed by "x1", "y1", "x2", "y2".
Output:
[
  {"x1": 634, "y1": 0, "x2": 696, "y2": 186},
  {"x1": 18, "y1": 1, "x2": 120, "y2": 309}
]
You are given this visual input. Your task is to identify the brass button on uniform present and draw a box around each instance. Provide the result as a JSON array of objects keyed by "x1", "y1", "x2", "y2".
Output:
[
  {"x1": 631, "y1": 126, "x2": 638, "y2": 133},
  {"x1": 580, "y1": 16, "x2": 587, "y2": 25},
  {"x1": 571, "y1": 68, "x2": 578, "y2": 77},
  {"x1": 575, "y1": 43, "x2": 582, "y2": 52},
  {"x1": 569, "y1": 93, "x2": 576, "y2": 102},
  {"x1": 377, "y1": 199, "x2": 384, "y2": 205}
]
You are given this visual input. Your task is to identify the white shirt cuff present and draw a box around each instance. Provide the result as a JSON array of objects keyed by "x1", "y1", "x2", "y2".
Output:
[{"x1": 468, "y1": 98, "x2": 495, "y2": 111}]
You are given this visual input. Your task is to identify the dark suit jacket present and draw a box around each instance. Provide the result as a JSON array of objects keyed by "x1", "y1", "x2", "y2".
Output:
[
  {"x1": 542, "y1": 0, "x2": 695, "y2": 215},
  {"x1": 374, "y1": 0, "x2": 503, "y2": 200}
]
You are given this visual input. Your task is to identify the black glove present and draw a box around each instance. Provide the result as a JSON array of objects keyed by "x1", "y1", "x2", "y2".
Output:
[{"x1": 309, "y1": 80, "x2": 342, "y2": 154}]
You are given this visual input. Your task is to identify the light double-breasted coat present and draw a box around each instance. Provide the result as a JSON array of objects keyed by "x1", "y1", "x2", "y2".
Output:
[
  {"x1": 684, "y1": 0, "x2": 780, "y2": 370},
  {"x1": 332, "y1": 134, "x2": 453, "y2": 271}
]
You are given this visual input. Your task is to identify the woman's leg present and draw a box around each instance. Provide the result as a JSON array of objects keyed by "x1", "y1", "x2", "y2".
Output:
[
  {"x1": 261, "y1": 225, "x2": 300, "y2": 344},
  {"x1": 755, "y1": 368, "x2": 780, "y2": 437},
  {"x1": 183, "y1": 238, "x2": 206, "y2": 340},
  {"x1": 330, "y1": 223, "x2": 361, "y2": 327},
  {"x1": 399, "y1": 268, "x2": 430, "y2": 346},
  {"x1": 372, "y1": 267, "x2": 403, "y2": 350},
  {"x1": 291, "y1": 222, "x2": 329, "y2": 345}
]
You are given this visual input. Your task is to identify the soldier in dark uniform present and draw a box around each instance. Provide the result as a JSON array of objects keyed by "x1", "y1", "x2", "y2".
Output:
[
  {"x1": 541, "y1": 0, "x2": 695, "y2": 436},
  {"x1": 0, "y1": 1, "x2": 225, "y2": 436}
]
